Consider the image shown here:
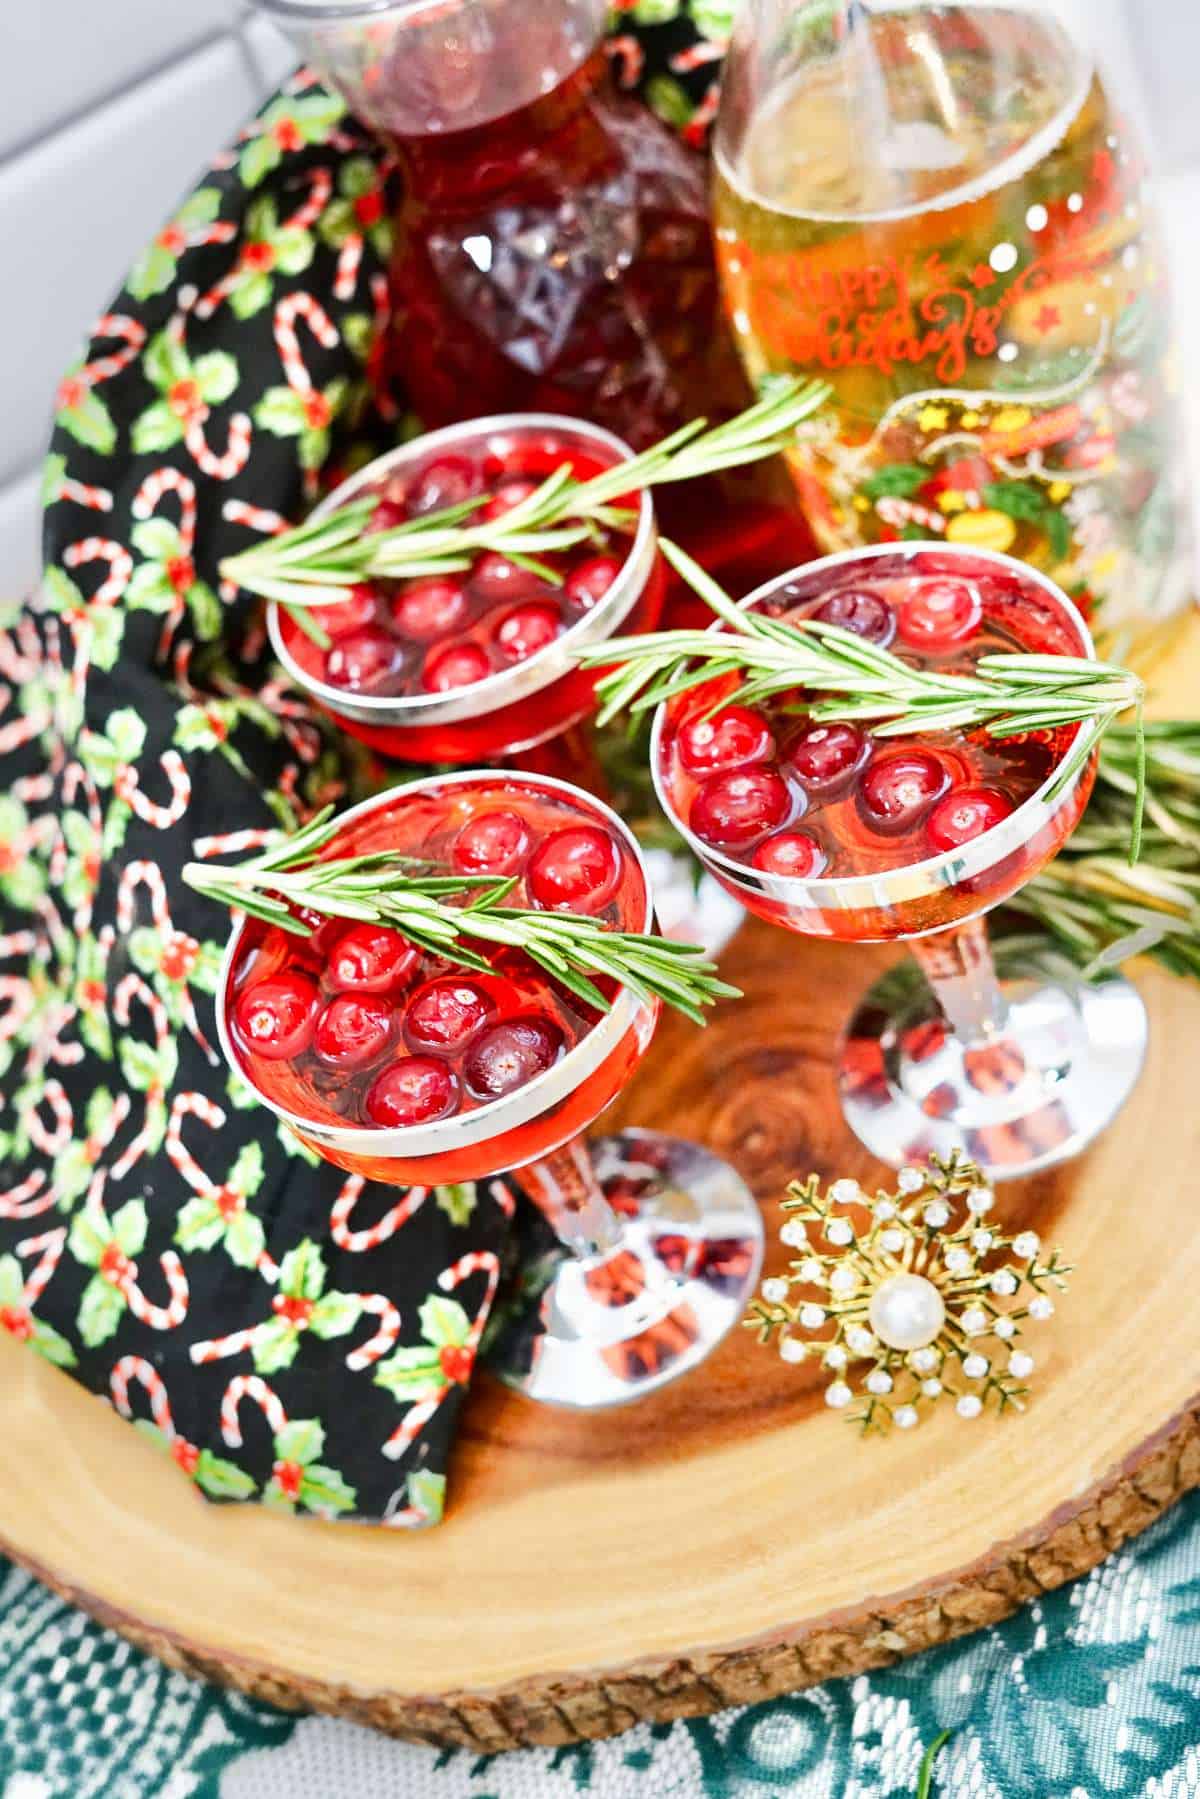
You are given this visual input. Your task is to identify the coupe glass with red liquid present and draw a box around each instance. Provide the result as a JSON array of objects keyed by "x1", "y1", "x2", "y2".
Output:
[
  {"x1": 269, "y1": 412, "x2": 665, "y2": 766},
  {"x1": 215, "y1": 770, "x2": 762, "y2": 1405},
  {"x1": 651, "y1": 542, "x2": 1148, "y2": 1179}
]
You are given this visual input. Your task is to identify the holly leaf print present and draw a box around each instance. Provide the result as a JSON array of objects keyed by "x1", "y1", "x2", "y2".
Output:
[
  {"x1": 406, "y1": 1468, "x2": 446, "y2": 1525},
  {"x1": 297, "y1": 1465, "x2": 357, "y2": 1517},
  {"x1": 240, "y1": 94, "x2": 346, "y2": 188},
  {"x1": 279, "y1": 1238, "x2": 326, "y2": 1300},
  {"x1": 56, "y1": 369, "x2": 117, "y2": 455},
  {"x1": 229, "y1": 1141, "x2": 265, "y2": 1198},
  {"x1": 128, "y1": 188, "x2": 223, "y2": 299},
  {"x1": 230, "y1": 274, "x2": 274, "y2": 322},
  {"x1": 175, "y1": 1196, "x2": 227, "y2": 1254},
  {"x1": 251, "y1": 1316, "x2": 301, "y2": 1375},
  {"x1": 77, "y1": 1275, "x2": 125, "y2": 1348},
  {"x1": 224, "y1": 1209, "x2": 265, "y2": 1270},
  {"x1": 144, "y1": 329, "x2": 190, "y2": 391},
  {"x1": 435, "y1": 1183, "x2": 477, "y2": 1228},
  {"x1": 194, "y1": 1450, "x2": 256, "y2": 1501},
  {"x1": 111, "y1": 1199, "x2": 148, "y2": 1258},
  {"x1": 29, "y1": 1319, "x2": 78, "y2": 1370},
  {"x1": 131, "y1": 403, "x2": 185, "y2": 455},
  {"x1": 119, "y1": 1034, "x2": 177, "y2": 1095},
  {"x1": 253, "y1": 388, "x2": 309, "y2": 436},
  {"x1": 275, "y1": 1418, "x2": 324, "y2": 1466},
  {"x1": 0, "y1": 1258, "x2": 23, "y2": 1310},
  {"x1": 419, "y1": 1293, "x2": 472, "y2": 1350},
  {"x1": 194, "y1": 351, "x2": 238, "y2": 407},
  {"x1": 68, "y1": 1208, "x2": 108, "y2": 1270},
  {"x1": 374, "y1": 1345, "x2": 444, "y2": 1399},
  {"x1": 308, "y1": 1292, "x2": 362, "y2": 1340},
  {"x1": 107, "y1": 707, "x2": 147, "y2": 763}
]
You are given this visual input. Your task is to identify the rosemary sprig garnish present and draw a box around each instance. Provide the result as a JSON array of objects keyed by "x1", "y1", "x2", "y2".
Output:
[
  {"x1": 1009, "y1": 722, "x2": 1200, "y2": 977},
  {"x1": 218, "y1": 378, "x2": 829, "y2": 646},
  {"x1": 182, "y1": 807, "x2": 739, "y2": 1026},
  {"x1": 579, "y1": 540, "x2": 1147, "y2": 861}
]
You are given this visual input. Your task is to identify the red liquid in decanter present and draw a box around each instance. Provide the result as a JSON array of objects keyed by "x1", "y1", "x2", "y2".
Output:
[{"x1": 378, "y1": 42, "x2": 815, "y2": 603}]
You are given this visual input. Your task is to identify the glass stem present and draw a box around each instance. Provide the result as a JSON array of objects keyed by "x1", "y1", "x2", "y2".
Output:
[
  {"x1": 908, "y1": 917, "x2": 1008, "y2": 1046},
  {"x1": 512, "y1": 1136, "x2": 623, "y2": 1260}
]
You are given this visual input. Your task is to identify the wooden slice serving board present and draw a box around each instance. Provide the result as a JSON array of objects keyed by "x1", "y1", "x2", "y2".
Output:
[{"x1": 1, "y1": 634, "x2": 1199, "y2": 1752}]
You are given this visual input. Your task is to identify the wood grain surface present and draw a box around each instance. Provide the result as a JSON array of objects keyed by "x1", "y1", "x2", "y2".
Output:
[{"x1": 0, "y1": 626, "x2": 1197, "y2": 1751}]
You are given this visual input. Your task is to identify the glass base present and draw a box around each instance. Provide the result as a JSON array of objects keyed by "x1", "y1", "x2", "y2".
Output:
[
  {"x1": 484, "y1": 1129, "x2": 764, "y2": 1408},
  {"x1": 839, "y1": 956, "x2": 1148, "y2": 1182}
]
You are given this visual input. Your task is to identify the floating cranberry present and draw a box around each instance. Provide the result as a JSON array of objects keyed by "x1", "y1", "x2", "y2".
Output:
[
  {"x1": 678, "y1": 705, "x2": 774, "y2": 777},
  {"x1": 390, "y1": 576, "x2": 466, "y2": 642},
  {"x1": 327, "y1": 924, "x2": 420, "y2": 996},
  {"x1": 365, "y1": 1056, "x2": 459, "y2": 1126},
  {"x1": 926, "y1": 786, "x2": 1014, "y2": 851},
  {"x1": 565, "y1": 555, "x2": 623, "y2": 609},
  {"x1": 310, "y1": 584, "x2": 379, "y2": 641},
  {"x1": 786, "y1": 721, "x2": 867, "y2": 794},
  {"x1": 812, "y1": 587, "x2": 896, "y2": 645},
  {"x1": 233, "y1": 972, "x2": 318, "y2": 1061},
  {"x1": 324, "y1": 627, "x2": 408, "y2": 695},
  {"x1": 404, "y1": 979, "x2": 494, "y2": 1054},
  {"x1": 482, "y1": 477, "x2": 539, "y2": 520},
  {"x1": 897, "y1": 579, "x2": 983, "y2": 650},
  {"x1": 753, "y1": 831, "x2": 826, "y2": 878},
  {"x1": 313, "y1": 994, "x2": 394, "y2": 1071},
  {"x1": 422, "y1": 641, "x2": 492, "y2": 692},
  {"x1": 493, "y1": 603, "x2": 562, "y2": 663},
  {"x1": 451, "y1": 809, "x2": 531, "y2": 876},
  {"x1": 689, "y1": 769, "x2": 791, "y2": 850},
  {"x1": 407, "y1": 454, "x2": 479, "y2": 517},
  {"x1": 528, "y1": 825, "x2": 622, "y2": 913},
  {"x1": 469, "y1": 552, "x2": 542, "y2": 602},
  {"x1": 367, "y1": 497, "x2": 407, "y2": 533},
  {"x1": 464, "y1": 1014, "x2": 564, "y2": 1099},
  {"x1": 858, "y1": 750, "x2": 950, "y2": 835}
]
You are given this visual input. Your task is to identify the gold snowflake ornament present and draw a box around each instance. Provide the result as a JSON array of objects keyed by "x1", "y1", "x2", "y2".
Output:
[{"x1": 748, "y1": 1152, "x2": 1071, "y2": 1432}]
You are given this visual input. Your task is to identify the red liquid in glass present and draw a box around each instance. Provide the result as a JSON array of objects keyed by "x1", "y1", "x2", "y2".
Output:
[
  {"x1": 222, "y1": 777, "x2": 657, "y2": 1184},
  {"x1": 658, "y1": 550, "x2": 1096, "y2": 940},
  {"x1": 275, "y1": 422, "x2": 666, "y2": 764},
  {"x1": 379, "y1": 44, "x2": 817, "y2": 607}
]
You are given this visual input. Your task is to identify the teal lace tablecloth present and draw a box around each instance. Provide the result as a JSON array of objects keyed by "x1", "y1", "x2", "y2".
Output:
[{"x1": 4, "y1": 1496, "x2": 1200, "y2": 1799}]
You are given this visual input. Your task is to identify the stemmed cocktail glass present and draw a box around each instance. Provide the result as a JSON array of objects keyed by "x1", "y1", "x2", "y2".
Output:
[
  {"x1": 650, "y1": 542, "x2": 1148, "y2": 1180},
  {"x1": 209, "y1": 770, "x2": 762, "y2": 1406}
]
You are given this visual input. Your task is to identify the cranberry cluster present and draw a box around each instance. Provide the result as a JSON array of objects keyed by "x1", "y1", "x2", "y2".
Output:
[
  {"x1": 229, "y1": 804, "x2": 627, "y2": 1132},
  {"x1": 306, "y1": 436, "x2": 630, "y2": 702},
  {"x1": 668, "y1": 568, "x2": 1055, "y2": 881}
]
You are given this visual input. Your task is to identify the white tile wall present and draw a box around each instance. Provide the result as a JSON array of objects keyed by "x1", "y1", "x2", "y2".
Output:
[{"x1": 3, "y1": 2, "x2": 1196, "y2": 597}]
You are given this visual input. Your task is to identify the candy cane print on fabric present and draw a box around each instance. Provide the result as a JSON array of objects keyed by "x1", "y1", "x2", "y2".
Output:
[
  {"x1": 333, "y1": 232, "x2": 362, "y2": 303},
  {"x1": 16, "y1": 1228, "x2": 68, "y2": 1306},
  {"x1": 62, "y1": 538, "x2": 133, "y2": 606},
  {"x1": 110, "y1": 1355, "x2": 174, "y2": 1434},
  {"x1": 83, "y1": 314, "x2": 148, "y2": 386},
  {"x1": 190, "y1": 826, "x2": 279, "y2": 860},
  {"x1": 115, "y1": 860, "x2": 171, "y2": 935},
  {"x1": 109, "y1": 974, "x2": 170, "y2": 1180},
  {"x1": 189, "y1": 1323, "x2": 263, "y2": 1367},
  {"x1": 274, "y1": 292, "x2": 338, "y2": 393},
  {"x1": 381, "y1": 1252, "x2": 500, "y2": 1460},
  {"x1": 330, "y1": 1175, "x2": 429, "y2": 1253},
  {"x1": 0, "y1": 1171, "x2": 53, "y2": 1223},
  {"x1": 220, "y1": 1374, "x2": 287, "y2": 1448},
  {"x1": 285, "y1": 165, "x2": 333, "y2": 234},
  {"x1": 185, "y1": 410, "x2": 252, "y2": 482},
  {"x1": 221, "y1": 499, "x2": 290, "y2": 537},
  {"x1": 132, "y1": 468, "x2": 201, "y2": 657},
  {"x1": 23, "y1": 1079, "x2": 73, "y2": 1158},
  {"x1": 344, "y1": 1294, "x2": 401, "y2": 1371},
  {"x1": 165, "y1": 1092, "x2": 225, "y2": 1196},
  {"x1": 122, "y1": 1251, "x2": 189, "y2": 1332},
  {"x1": 114, "y1": 749, "x2": 191, "y2": 830},
  {"x1": 56, "y1": 477, "x2": 113, "y2": 513}
]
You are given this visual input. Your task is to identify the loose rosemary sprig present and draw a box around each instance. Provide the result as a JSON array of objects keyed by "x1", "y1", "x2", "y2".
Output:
[
  {"x1": 182, "y1": 807, "x2": 739, "y2": 1026},
  {"x1": 1009, "y1": 722, "x2": 1200, "y2": 976},
  {"x1": 580, "y1": 540, "x2": 1146, "y2": 861},
  {"x1": 218, "y1": 378, "x2": 829, "y2": 645}
]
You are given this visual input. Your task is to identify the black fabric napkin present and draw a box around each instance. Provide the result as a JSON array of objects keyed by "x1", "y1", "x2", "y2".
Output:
[{"x1": 0, "y1": 3, "x2": 724, "y2": 1524}]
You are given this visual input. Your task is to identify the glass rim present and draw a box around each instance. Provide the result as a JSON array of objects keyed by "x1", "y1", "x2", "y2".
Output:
[
  {"x1": 214, "y1": 768, "x2": 655, "y2": 1159},
  {"x1": 648, "y1": 540, "x2": 1097, "y2": 911},
  {"x1": 266, "y1": 411, "x2": 659, "y2": 730},
  {"x1": 712, "y1": 9, "x2": 1093, "y2": 228},
  {"x1": 248, "y1": 0, "x2": 443, "y2": 19}
]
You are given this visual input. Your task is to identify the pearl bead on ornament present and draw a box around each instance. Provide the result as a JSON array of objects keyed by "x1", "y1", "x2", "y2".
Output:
[{"x1": 868, "y1": 1273, "x2": 946, "y2": 1351}]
